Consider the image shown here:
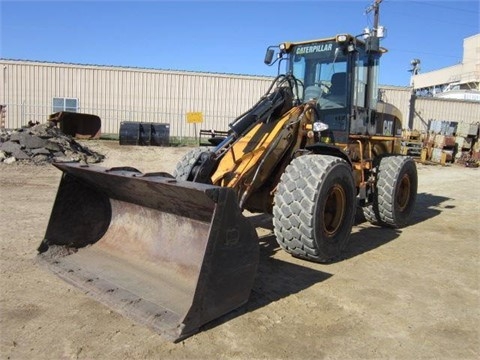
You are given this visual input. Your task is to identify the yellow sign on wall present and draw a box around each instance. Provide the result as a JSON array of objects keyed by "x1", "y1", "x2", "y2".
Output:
[{"x1": 186, "y1": 112, "x2": 203, "y2": 124}]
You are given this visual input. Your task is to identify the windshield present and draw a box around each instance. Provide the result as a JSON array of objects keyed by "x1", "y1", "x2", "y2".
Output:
[{"x1": 289, "y1": 41, "x2": 348, "y2": 109}]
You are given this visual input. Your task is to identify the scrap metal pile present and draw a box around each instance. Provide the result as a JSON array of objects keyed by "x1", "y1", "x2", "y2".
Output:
[
  {"x1": 401, "y1": 121, "x2": 480, "y2": 167},
  {"x1": 0, "y1": 121, "x2": 104, "y2": 165}
]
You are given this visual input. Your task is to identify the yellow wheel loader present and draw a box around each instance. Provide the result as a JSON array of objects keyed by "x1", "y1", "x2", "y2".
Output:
[{"x1": 38, "y1": 24, "x2": 417, "y2": 342}]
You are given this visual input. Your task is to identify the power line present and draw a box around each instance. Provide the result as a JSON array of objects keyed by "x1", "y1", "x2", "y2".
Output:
[
  {"x1": 387, "y1": 47, "x2": 478, "y2": 62},
  {"x1": 410, "y1": 1, "x2": 479, "y2": 14},
  {"x1": 383, "y1": 6, "x2": 478, "y2": 28}
]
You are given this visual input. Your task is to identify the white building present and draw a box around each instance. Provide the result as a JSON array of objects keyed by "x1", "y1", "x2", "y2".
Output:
[{"x1": 411, "y1": 33, "x2": 480, "y2": 100}]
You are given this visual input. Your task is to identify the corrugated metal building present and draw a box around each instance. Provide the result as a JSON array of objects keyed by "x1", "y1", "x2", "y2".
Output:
[
  {"x1": 380, "y1": 85, "x2": 480, "y2": 131},
  {"x1": 379, "y1": 85, "x2": 412, "y2": 126},
  {"x1": 411, "y1": 96, "x2": 480, "y2": 131},
  {"x1": 0, "y1": 59, "x2": 272, "y2": 138},
  {"x1": 1, "y1": 59, "x2": 478, "y2": 137}
]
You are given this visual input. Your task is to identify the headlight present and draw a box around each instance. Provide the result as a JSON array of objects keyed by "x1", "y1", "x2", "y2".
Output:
[
  {"x1": 313, "y1": 122, "x2": 329, "y2": 132},
  {"x1": 279, "y1": 43, "x2": 286, "y2": 51},
  {"x1": 336, "y1": 34, "x2": 348, "y2": 43}
]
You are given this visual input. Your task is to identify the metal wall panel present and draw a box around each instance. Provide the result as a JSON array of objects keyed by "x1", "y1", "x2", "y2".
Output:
[
  {"x1": 1, "y1": 60, "x2": 272, "y2": 137},
  {"x1": 380, "y1": 86, "x2": 412, "y2": 126},
  {"x1": 412, "y1": 96, "x2": 480, "y2": 131}
]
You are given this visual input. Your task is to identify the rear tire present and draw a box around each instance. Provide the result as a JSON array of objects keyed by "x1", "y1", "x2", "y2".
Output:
[
  {"x1": 172, "y1": 147, "x2": 211, "y2": 181},
  {"x1": 273, "y1": 155, "x2": 356, "y2": 263},
  {"x1": 363, "y1": 155, "x2": 417, "y2": 227}
]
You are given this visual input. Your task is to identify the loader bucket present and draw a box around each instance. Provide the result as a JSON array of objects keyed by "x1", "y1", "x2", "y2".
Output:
[{"x1": 37, "y1": 162, "x2": 259, "y2": 342}]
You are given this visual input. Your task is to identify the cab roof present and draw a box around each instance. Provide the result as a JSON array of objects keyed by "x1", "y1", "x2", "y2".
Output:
[{"x1": 281, "y1": 34, "x2": 387, "y2": 53}]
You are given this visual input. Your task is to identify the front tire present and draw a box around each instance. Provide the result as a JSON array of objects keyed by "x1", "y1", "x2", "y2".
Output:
[
  {"x1": 363, "y1": 155, "x2": 417, "y2": 227},
  {"x1": 172, "y1": 147, "x2": 211, "y2": 181},
  {"x1": 273, "y1": 155, "x2": 356, "y2": 263}
]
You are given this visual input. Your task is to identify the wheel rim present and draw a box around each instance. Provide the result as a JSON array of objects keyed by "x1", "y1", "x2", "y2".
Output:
[
  {"x1": 396, "y1": 173, "x2": 411, "y2": 211},
  {"x1": 323, "y1": 184, "x2": 346, "y2": 236}
]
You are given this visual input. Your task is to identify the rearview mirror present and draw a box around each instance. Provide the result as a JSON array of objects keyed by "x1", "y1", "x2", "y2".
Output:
[{"x1": 264, "y1": 49, "x2": 274, "y2": 65}]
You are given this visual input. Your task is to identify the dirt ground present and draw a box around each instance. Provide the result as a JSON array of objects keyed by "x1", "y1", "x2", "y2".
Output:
[{"x1": 1, "y1": 140, "x2": 479, "y2": 360}]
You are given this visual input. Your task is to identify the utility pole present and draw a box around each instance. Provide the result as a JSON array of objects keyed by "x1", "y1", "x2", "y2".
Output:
[
  {"x1": 366, "y1": 0, "x2": 384, "y2": 42},
  {"x1": 364, "y1": 0, "x2": 384, "y2": 132},
  {"x1": 373, "y1": 0, "x2": 383, "y2": 36},
  {"x1": 408, "y1": 59, "x2": 421, "y2": 130}
]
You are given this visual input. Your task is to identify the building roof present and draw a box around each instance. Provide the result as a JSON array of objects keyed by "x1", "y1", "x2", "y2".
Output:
[{"x1": 0, "y1": 58, "x2": 274, "y2": 81}]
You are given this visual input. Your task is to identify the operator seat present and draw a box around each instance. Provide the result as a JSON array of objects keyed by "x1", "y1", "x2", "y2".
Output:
[
  {"x1": 326, "y1": 72, "x2": 347, "y2": 105},
  {"x1": 329, "y1": 72, "x2": 346, "y2": 96}
]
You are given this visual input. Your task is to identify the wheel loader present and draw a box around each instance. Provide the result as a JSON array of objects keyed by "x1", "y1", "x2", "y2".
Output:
[{"x1": 37, "y1": 17, "x2": 417, "y2": 343}]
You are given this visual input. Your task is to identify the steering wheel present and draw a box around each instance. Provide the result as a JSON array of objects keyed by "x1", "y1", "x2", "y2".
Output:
[{"x1": 314, "y1": 81, "x2": 331, "y2": 95}]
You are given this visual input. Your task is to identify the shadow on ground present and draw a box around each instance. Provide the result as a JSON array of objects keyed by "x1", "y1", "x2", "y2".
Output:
[
  {"x1": 408, "y1": 192, "x2": 452, "y2": 226},
  {"x1": 343, "y1": 192, "x2": 452, "y2": 260},
  {"x1": 202, "y1": 216, "x2": 332, "y2": 333},
  {"x1": 202, "y1": 193, "x2": 453, "y2": 334}
]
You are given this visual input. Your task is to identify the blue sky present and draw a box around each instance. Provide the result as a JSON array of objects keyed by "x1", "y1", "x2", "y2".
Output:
[{"x1": 1, "y1": 0, "x2": 479, "y2": 86}]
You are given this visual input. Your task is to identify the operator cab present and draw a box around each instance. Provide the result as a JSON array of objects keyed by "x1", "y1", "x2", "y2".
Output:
[
  {"x1": 264, "y1": 34, "x2": 399, "y2": 143},
  {"x1": 292, "y1": 40, "x2": 348, "y2": 110}
]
